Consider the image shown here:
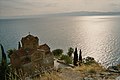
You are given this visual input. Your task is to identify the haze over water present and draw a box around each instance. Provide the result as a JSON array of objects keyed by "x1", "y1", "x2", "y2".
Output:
[{"x1": 0, "y1": 15, "x2": 120, "y2": 67}]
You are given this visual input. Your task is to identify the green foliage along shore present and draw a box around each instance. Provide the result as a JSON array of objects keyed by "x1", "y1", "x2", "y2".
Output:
[
  {"x1": 60, "y1": 55, "x2": 72, "y2": 64},
  {"x1": 67, "y1": 47, "x2": 74, "y2": 57},
  {"x1": 52, "y1": 49, "x2": 63, "y2": 58}
]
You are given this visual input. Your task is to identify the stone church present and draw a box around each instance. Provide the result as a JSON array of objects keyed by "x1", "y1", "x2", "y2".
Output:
[{"x1": 10, "y1": 34, "x2": 54, "y2": 74}]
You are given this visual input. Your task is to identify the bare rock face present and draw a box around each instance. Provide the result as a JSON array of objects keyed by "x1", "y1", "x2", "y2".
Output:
[{"x1": 10, "y1": 34, "x2": 54, "y2": 75}]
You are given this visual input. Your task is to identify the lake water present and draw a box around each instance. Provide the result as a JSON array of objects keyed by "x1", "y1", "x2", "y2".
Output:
[{"x1": 0, "y1": 16, "x2": 120, "y2": 67}]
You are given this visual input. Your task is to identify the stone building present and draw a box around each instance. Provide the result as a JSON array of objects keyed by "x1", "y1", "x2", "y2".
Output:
[{"x1": 10, "y1": 34, "x2": 54, "y2": 74}]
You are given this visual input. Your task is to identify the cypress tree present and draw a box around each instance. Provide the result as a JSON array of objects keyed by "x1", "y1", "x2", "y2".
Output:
[
  {"x1": 79, "y1": 49, "x2": 82, "y2": 65},
  {"x1": 18, "y1": 42, "x2": 21, "y2": 49},
  {"x1": 0, "y1": 44, "x2": 7, "y2": 66},
  {"x1": 79, "y1": 49, "x2": 82, "y2": 62},
  {"x1": 73, "y1": 47, "x2": 78, "y2": 66},
  {"x1": 0, "y1": 44, "x2": 7, "y2": 80}
]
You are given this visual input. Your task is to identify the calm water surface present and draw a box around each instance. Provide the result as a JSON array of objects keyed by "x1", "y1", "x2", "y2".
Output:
[{"x1": 0, "y1": 16, "x2": 120, "y2": 67}]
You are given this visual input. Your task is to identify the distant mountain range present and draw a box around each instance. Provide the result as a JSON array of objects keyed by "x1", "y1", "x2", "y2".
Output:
[
  {"x1": 1, "y1": 11, "x2": 120, "y2": 19},
  {"x1": 50, "y1": 11, "x2": 120, "y2": 16}
]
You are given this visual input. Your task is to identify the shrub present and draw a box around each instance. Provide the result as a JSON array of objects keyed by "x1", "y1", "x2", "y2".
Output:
[
  {"x1": 67, "y1": 47, "x2": 74, "y2": 57},
  {"x1": 60, "y1": 55, "x2": 72, "y2": 64},
  {"x1": 83, "y1": 56, "x2": 95, "y2": 65},
  {"x1": 87, "y1": 69, "x2": 96, "y2": 73}
]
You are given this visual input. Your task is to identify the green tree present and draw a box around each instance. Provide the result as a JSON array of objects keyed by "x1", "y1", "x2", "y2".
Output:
[
  {"x1": 79, "y1": 49, "x2": 82, "y2": 65},
  {"x1": 83, "y1": 56, "x2": 95, "y2": 65},
  {"x1": 18, "y1": 42, "x2": 21, "y2": 49},
  {"x1": 60, "y1": 55, "x2": 72, "y2": 64},
  {"x1": 0, "y1": 44, "x2": 7, "y2": 66},
  {"x1": 0, "y1": 44, "x2": 7, "y2": 80},
  {"x1": 67, "y1": 47, "x2": 74, "y2": 57},
  {"x1": 52, "y1": 49, "x2": 63, "y2": 58},
  {"x1": 73, "y1": 47, "x2": 78, "y2": 66}
]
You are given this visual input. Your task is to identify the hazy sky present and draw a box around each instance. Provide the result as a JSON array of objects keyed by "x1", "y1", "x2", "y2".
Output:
[{"x1": 0, "y1": 0, "x2": 120, "y2": 17}]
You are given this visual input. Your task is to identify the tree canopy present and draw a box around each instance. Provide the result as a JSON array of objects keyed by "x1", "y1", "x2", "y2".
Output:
[
  {"x1": 67, "y1": 47, "x2": 74, "y2": 57},
  {"x1": 52, "y1": 49, "x2": 63, "y2": 57}
]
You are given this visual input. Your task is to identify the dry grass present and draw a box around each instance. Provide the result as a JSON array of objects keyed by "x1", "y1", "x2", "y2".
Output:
[
  {"x1": 7, "y1": 68, "x2": 64, "y2": 80},
  {"x1": 74, "y1": 62, "x2": 106, "y2": 73},
  {"x1": 33, "y1": 72, "x2": 64, "y2": 80}
]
